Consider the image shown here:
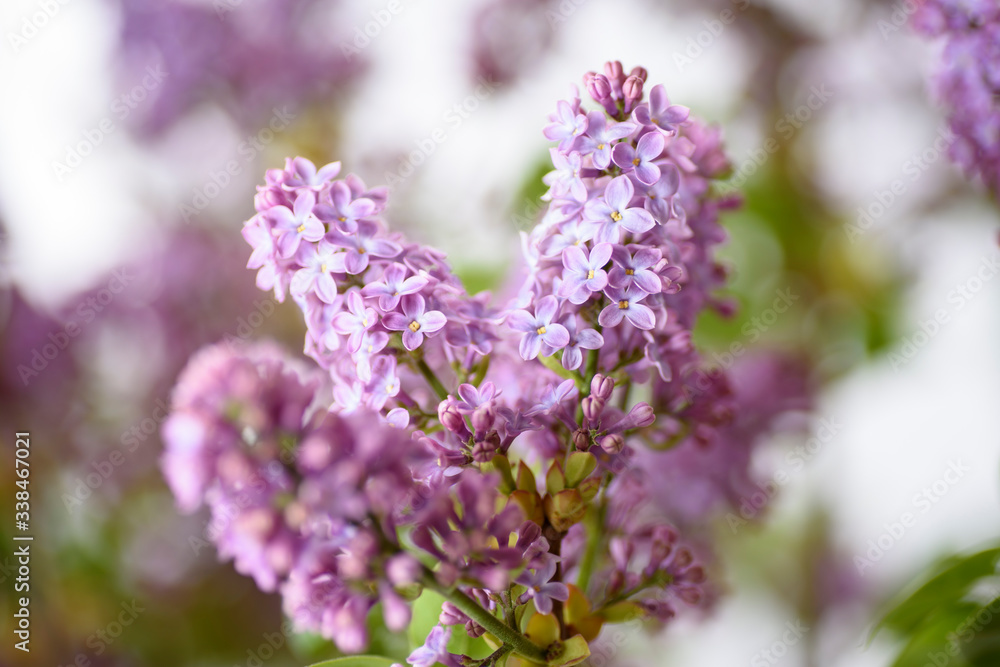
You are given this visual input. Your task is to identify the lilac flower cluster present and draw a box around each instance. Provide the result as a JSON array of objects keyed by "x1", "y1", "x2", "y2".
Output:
[
  {"x1": 912, "y1": 1, "x2": 1000, "y2": 195},
  {"x1": 163, "y1": 63, "x2": 811, "y2": 667}
]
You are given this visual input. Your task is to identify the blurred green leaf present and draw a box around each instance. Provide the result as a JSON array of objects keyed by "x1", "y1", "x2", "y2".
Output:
[
  {"x1": 307, "y1": 657, "x2": 399, "y2": 667},
  {"x1": 874, "y1": 548, "x2": 1000, "y2": 640}
]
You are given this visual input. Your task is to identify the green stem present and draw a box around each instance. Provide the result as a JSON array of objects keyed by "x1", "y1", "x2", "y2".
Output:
[
  {"x1": 575, "y1": 475, "x2": 610, "y2": 596},
  {"x1": 416, "y1": 357, "x2": 449, "y2": 401},
  {"x1": 424, "y1": 577, "x2": 547, "y2": 664}
]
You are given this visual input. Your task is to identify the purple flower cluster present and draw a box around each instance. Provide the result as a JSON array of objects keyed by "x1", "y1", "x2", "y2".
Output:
[
  {"x1": 162, "y1": 63, "x2": 813, "y2": 666},
  {"x1": 912, "y1": 1, "x2": 1000, "y2": 194},
  {"x1": 115, "y1": 0, "x2": 361, "y2": 135}
]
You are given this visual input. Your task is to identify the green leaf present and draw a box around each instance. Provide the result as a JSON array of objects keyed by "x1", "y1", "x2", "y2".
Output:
[
  {"x1": 873, "y1": 548, "x2": 1000, "y2": 641},
  {"x1": 307, "y1": 657, "x2": 399, "y2": 667}
]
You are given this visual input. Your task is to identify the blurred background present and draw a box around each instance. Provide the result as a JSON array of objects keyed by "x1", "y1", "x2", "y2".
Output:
[{"x1": 0, "y1": 0, "x2": 998, "y2": 665}]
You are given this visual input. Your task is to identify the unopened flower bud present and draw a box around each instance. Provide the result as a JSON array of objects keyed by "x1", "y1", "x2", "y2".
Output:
[
  {"x1": 623, "y1": 75, "x2": 644, "y2": 114},
  {"x1": 591, "y1": 374, "x2": 615, "y2": 401},
  {"x1": 601, "y1": 433, "x2": 625, "y2": 454}
]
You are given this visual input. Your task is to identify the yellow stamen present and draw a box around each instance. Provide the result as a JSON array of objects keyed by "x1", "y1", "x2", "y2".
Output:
[
  {"x1": 597, "y1": 143, "x2": 605, "y2": 150},
  {"x1": 625, "y1": 269, "x2": 634, "y2": 275},
  {"x1": 587, "y1": 270, "x2": 595, "y2": 280},
  {"x1": 296, "y1": 224, "x2": 306, "y2": 233},
  {"x1": 536, "y1": 326, "x2": 547, "y2": 335},
  {"x1": 320, "y1": 264, "x2": 327, "y2": 273},
  {"x1": 611, "y1": 211, "x2": 622, "y2": 222},
  {"x1": 358, "y1": 247, "x2": 366, "y2": 254},
  {"x1": 632, "y1": 157, "x2": 641, "y2": 166},
  {"x1": 618, "y1": 300, "x2": 629, "y2": 309},
  {"x1": 409, "y1": 321, "x2": 421, "y2": 332}
]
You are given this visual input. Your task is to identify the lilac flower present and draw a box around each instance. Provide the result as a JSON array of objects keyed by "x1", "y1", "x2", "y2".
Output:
[
  {"x1": 327, "y1": 220, "x2": 401, "y2": 274},
  {"x1": 331, "y1": 289, "x2": 378, "y2": 351},
  {"x1": 353, "y1": 331, "x2": 389, "y2": 382},
  {"x1": 642, "y1": 163, "x2": 681, "y2": 224},
  {"x1": 268, "y1": 190, "x2": 325, "y2": 258},
  {"x1": 455, "y1": 382, "x2": 499, "y2": 413},
  {"x1": 366, "y1": 355, "x2": 400, "y2": 410},
  {"x1": 242, "y1": 217, "x2": 280, "y2": 295},
  {"x1": 383, "y1": 294, "x2": 447, "y2": 351},
  {"x1": 599, "y1": 286, "x2": 655, "y2": 330},
  {"x1": 633, "y1": 84, "x2": 690, "y2": 134},
  {"x1": 408, "y1": 626, "x2": 459, "y2": 667},
  {"x1": 583, "y1": 176, "x2": 655, "y2": 244},
  {"x1": 560, "y1": 315, "x2": 604, "y2": 371},
  {"x1": 543, "y1": 149, "x2": 588, "y2": 202},
  {"x1": 543, "y1": 100, "x2": 588, "y2": 150},
  {"x1": 560, "y1": 242, "x2": 612, "y2": 304},
  {"x1": 516, "y1": 558, "x2": 569, "y2": 615},
  {"x1": 361, "y1": 263, "x2": 429, "y2": 311},
  {"x1": 577, "y1": 111, "x2": 636, "y2": 169},
  {"x1": 506, "y1": 295, "x2": 570, "y2": 360},
  {"x1": 316, "y1": 181, "x2": 376, "y2": 234},
  {"x1": 283, "y1": 157, "x2": 342, "y2": 190},
  {"x1": 612, "y1": 131, "x2": 665, "y2": 186},
  {"x1": 608, "y1": 245, "x2": 662, "y2": 294},
  {"x1": 290, "y1": 241, "x2": 344, "y2": 303}
]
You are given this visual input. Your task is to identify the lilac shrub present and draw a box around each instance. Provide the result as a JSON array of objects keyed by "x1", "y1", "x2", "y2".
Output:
[{"x1": 161, "y1": 63, "x2": 809, "y2": 666}]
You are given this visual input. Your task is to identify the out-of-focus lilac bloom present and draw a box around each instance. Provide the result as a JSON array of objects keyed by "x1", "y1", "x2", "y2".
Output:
[
  {"x1": 331, "y1": 289, "x2": 378, "y2": 351},
  {"x1": 407, "y1": 625, "x2": 459, "y2": 667},
  {"x1": 383, "y1": 294, "x2": 447, "y2": 351},
  {"x1": 612, "y1": 131, "x2": 665, "y2": 185},
  {"x1": 506, "y1": 295, "x2": 570, "y2": 360},
  {"x1": 543, "y1": 100, "x2": 589, "y2": 151},
  {"x1": 577, "y1": 111, "x2": 637, "y2": 169},
  {"x1": 583, "y1": 176, "x2": 655, "y2": 243},
  {"x1": 269, "y1": 191, "x2": 325, "y2": 258},
  {"x1": 633, "y1": 84, "x2": 690, "y2": 134},
  {"x1": 385, "y1": 407, "x2": 410, "y2": 429},
  {"x1": 290, "y1": 241, "x2": 344, "y2": 303},
  {"x1": 560, "y1": 242, "x2": 612, "y2": 304},
  {"x1": 608, "y1": 245, "x2": 662, "y2": 294},
  {"x1": 599, "y1": 286, "x2": 655, "y2": 330},
  {"x1": 361, "y1": 264, "x2": 429, "y2": 311},
  {"x1": 560, "y1": 315, "x2": 604, "y2": 371},
  {"x1": 327, "y1": 220, "x2": 401, "y2": 274},
  {"x1": 515, "y1": 558, "x2": 569, "y2": 615},
  {"x1": 315, "y1": 181, "x2": 376, "y2": 234}
]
